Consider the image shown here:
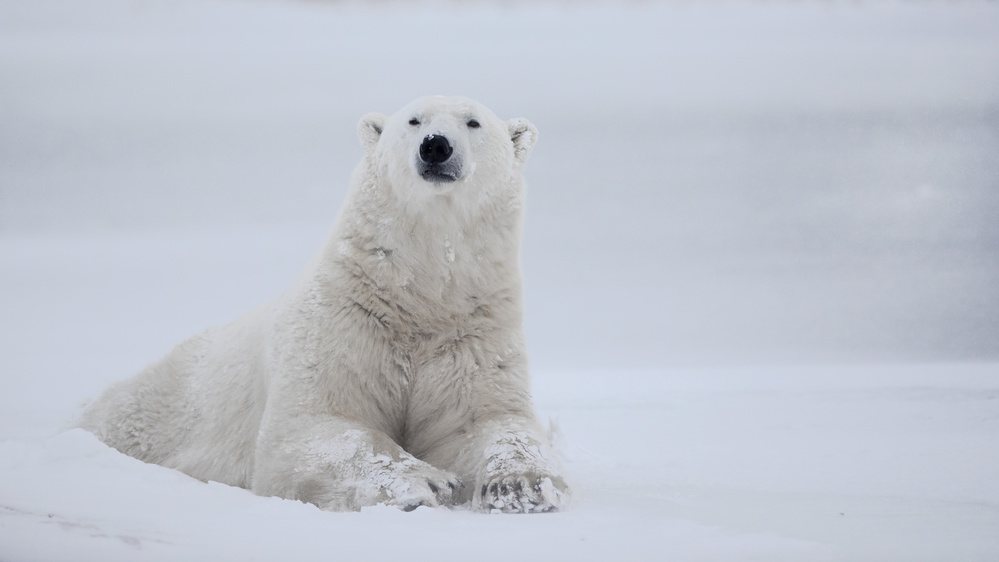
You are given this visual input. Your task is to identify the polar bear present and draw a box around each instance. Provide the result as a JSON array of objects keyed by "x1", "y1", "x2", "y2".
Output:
[{"x1": 80, "y1": 96, "x2": 568, "y2": 513}]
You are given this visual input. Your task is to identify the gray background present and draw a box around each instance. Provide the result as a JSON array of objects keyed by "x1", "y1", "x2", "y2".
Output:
[{"x1": 2, "y1": 0, "x2": 997, "y2": 371}]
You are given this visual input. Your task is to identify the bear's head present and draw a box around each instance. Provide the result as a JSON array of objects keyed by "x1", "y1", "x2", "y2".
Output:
[{"x1": 356, "y1": 96, "x2": 537, "y2": 211}]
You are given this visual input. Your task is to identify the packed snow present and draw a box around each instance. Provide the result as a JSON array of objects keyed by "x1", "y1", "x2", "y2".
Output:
[{"x1": 2, "y1": 0, "x2": 998, "y2": 560}]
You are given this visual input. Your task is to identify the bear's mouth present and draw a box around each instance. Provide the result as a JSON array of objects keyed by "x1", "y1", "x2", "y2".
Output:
[
  {"x1": 416, "y1": 157, "x2": 463, "y2": 186},
  {"x1": 421, "y1": 169, "x2": 458, "y2": 184}
]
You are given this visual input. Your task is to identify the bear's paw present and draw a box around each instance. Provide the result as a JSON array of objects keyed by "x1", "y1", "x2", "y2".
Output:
[
  {"x1": 475, "y1": 472, "x2": 568, "y2": 514},
  {"x1": 392, "y1": 467, "x2": 463, "y2": 512},
  {"x1": 362, "y1": 457, "x2": 463, "y2": 512}
]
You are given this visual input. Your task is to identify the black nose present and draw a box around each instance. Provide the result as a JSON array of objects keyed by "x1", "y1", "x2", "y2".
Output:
[{"x1": 419, "y1": 135, "x2": 453, "y2": 164}]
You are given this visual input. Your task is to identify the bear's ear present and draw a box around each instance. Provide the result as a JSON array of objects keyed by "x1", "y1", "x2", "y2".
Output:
[
  {"x1": 357, "y1": 113, "x2": 388, "y2": 154},
  {"x1": 507, "y1": 118, "x2": 538, "y2": 164}
]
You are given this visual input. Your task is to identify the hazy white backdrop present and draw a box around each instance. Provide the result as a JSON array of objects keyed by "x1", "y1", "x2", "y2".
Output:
[{"x1": 1, "y1": 1, "x2": 998, "y2": 561}]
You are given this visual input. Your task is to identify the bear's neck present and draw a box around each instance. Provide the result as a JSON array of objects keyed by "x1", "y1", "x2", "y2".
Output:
[{"x1": 321, "y1": 175, "x2": 525, "y2": 320}]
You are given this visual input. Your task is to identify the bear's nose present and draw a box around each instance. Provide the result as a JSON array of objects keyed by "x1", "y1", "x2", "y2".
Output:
[{"x1": 419, "y1": 134, "x2": 453, "y2": 164}]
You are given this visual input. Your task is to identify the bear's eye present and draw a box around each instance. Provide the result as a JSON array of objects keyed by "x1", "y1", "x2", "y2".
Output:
[
  {"x1": 467, "y1": 119, "x2": 481, "y2": 129},
  {"x1": 408, "y1": 118, "x2": 420, "y2": 126}
]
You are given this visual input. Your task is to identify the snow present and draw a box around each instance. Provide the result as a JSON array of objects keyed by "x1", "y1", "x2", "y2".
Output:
[
  {"x1": 2, "y1": 0, "x2": 999, "y2": 560},
  {"x1": 2, "y1": 366, "x2": 998, "y2": 561}
]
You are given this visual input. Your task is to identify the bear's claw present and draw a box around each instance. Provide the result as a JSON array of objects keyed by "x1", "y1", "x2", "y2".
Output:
[{"x1": 477, "y1": 474, "x2": 567, "y2": 513}]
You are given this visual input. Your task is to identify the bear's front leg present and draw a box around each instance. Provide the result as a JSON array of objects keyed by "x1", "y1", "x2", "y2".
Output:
[
  {"x1": 463, "y1": 419, "x2": 569, "y2": 513},
  {"x1": 252, "y1": 415, "x2": 461, "y2": 512}
]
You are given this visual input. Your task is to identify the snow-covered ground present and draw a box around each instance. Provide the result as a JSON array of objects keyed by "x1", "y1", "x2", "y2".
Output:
[
  {"x1": 3, "y1": 364, "x2": 997, "y2": 561},
  {"x1": 2, "y1": 0, "x2": 998, "y2": 560}
]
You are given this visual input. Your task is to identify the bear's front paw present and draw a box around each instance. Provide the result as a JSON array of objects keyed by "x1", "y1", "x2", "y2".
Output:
[
  {"x1": 475, "y1": 473, "x2": 568, "y2": 513},
  {"x1": 394, "y1": 469, "x2": 463, "y2": 512},
  {"x1": 370, "y1": 459, "x2": 464, "y2": 512}
]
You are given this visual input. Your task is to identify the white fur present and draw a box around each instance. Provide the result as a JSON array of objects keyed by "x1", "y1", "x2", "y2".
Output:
[{"x1": 80, "y1": 96, "x2": 567, "y2": 513}]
